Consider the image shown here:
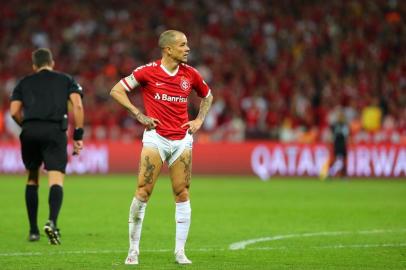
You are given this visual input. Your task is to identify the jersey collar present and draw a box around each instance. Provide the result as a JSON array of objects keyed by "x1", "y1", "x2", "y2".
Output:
[
  {"x1": 36, "y1": 66, "x2": 53, "y2": 72},
  {"x1": 160, "y1": 64, "x2": 179, "y2": 77}
]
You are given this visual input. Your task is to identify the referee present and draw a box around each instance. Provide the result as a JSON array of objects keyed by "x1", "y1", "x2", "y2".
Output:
[
  {"x1": 9, "y1": 48, "x2": 84, "y2": 245},
  {"x1": 330, "y1": 112, "x2": 349, "y2": 178}
]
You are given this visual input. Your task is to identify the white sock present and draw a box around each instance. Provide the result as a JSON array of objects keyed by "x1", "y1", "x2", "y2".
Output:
[
  {"x1": 175, "y1": 200, "x2": 191, "y2": 253},
  {"x1": 329, "y1": 158, "x2": 344, "y2": 176},
  {"x1": 128, "y1": 197, "x2": 147, "y2": 254}
]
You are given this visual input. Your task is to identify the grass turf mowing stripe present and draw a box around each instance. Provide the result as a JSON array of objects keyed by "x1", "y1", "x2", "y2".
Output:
[{"x1": 1, "y1": 243, "x2": 406, "y2": 257}]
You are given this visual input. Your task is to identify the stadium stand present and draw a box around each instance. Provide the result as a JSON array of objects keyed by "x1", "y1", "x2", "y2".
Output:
[{"x1": 0, "y1": 0, "x2": 405, "y2": 144}]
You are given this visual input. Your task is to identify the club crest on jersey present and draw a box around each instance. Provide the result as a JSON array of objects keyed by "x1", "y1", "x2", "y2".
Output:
[{"x1": 180, "y1": 76, "x2": 191, "y2": 91}]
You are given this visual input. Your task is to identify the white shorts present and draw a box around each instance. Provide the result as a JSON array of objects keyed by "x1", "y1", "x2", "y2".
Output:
[{"x1": 142, "y1": 129, "x2": 193, "y2": 167}]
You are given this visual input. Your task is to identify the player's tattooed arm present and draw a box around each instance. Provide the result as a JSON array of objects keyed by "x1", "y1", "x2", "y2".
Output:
[
  {"x1": 133, "y1": 111, "x2": 160, "y2": 130},
  {"x1": 110, "y1": 80, "x2": 160, "y2": 129},
  {"x1": 181, "y1": 93, "x2": 213, "y2": 134},
  {"x1": 196, "y1": 93, "x2": 213, "y2": 122}
]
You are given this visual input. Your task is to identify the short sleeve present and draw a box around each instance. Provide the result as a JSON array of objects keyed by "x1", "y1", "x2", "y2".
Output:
[
  {"x1": 68, "y1": 76, "x2": 83, "y2": 97},
  {"x1": 192, "y1": 69, "x2": 211, "y2": 98},
  {"x1": 132, "y1": 66, "x2": 147, "y2": 86},
  {"x1": 10, "y1": 81, "x2": 23, "y2": 101},
  {"x1": 121, "y1": 62, "x2": 157, "y2": 91}
]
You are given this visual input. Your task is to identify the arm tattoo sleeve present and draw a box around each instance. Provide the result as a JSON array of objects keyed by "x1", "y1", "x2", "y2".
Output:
[{"x1": 196, "y1": 94, "x2": 213, "y2": 122}]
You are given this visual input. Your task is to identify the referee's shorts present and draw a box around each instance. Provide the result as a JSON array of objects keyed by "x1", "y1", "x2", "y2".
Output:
[
  {"x1": 20, "y1": 121, "x2": 68, "y2": 173},
  {"x1": 142, "y1": 129, "x2": 193, "y2": 167}
]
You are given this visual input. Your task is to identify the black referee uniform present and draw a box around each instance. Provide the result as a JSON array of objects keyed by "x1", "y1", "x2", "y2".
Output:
[
  {"x1": 10, "y1": 48, "x2": 84, "y2": 245},
  {"x1": 11, "y1": 70, "x2": 82, "y2": 172},
  {"x1": 330, "y1": 120, "x2": 349, "y2": 177},
  {"x1": 331, "y1": 122, "x2": 349, "y2": 159}
]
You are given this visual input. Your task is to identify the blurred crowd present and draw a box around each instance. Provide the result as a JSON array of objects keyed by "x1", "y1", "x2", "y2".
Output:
[{"x1": 0, "y1": 0, "x2": 405, "y2": 144}]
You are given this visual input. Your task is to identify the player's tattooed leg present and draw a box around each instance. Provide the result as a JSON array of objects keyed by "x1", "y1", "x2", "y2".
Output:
[
  {"x1": 179, "y1": 152, "x2": 192, "y2": 187},
  {"x1": 143, "y1": 156, "x2": 156, "y2": 184}
]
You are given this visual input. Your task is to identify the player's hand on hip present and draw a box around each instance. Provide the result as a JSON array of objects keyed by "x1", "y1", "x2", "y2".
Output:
[
  {"x1": 136, "y1": 113, "x2": 161, "y2": 129},
  {"x1": 181, "y1": 119, "x2": 203, "y2": 134},
  {"x1": 73, "y1": 140, "x2": 83, "y2": 156}
]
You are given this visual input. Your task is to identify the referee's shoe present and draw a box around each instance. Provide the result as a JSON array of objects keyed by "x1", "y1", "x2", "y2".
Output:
[
  {"x1": 28, "y1": 232, "x2": 40, "y2": 242},
  {"x1": 44, "y1": 220, "x2": 61, "y2": 245}
]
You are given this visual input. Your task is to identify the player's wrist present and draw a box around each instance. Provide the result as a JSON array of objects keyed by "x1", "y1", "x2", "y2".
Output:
[
  {"x1": 135, "y1": 112, "x2": 145, "y2": 122},
  {"x1": 132, "y1": 109, "x2": 141, "y2": 119},
  {"x1": 73, "y1": 127, "x2": 84, "y2": 140}
]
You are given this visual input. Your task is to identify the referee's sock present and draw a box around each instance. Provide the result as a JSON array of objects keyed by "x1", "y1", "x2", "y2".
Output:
[
  {"x1": 48, "y1": 185, "x2": 63, "y2": 227},
  {"x1": 25, "y1": 185, "x2": 39, "y2": 233}
]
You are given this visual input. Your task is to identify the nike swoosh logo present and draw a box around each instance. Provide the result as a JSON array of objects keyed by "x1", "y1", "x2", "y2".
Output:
[{"x1": 155, "y1": 82, "x2": 165, "y2": 86}]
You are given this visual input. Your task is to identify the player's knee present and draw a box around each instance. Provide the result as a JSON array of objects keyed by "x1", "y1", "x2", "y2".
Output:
[
  {"x1": 136, "y1": 187, "x2": 152, "y2": 202},
  {"x1": 174, "y1": 189, "x2": 189, "y2": 202}
]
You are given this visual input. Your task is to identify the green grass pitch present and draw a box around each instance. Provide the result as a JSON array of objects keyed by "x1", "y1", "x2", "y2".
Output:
[{"x1": 0, "y1": 175, "x2": 405, "y2": 270}]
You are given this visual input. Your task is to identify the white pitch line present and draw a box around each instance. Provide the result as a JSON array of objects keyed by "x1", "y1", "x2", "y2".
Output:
[
  {"x1": 247, "y1": 243, "x2": 406, "y2": 251},
  {"x1": 229, "y1": 228, "x2": 406, "y2": 250},
  {"x1": 316, "y1": 243, "x2": 406, "y2": 249},
  {"x1": 0, "y1": 248, "x2": 224, "y2": 257},
  {"x1": 0, "y1": 250, "x2": 126, "y2": 257},
  {"x1": 0, "y1": 242, "x2": 405, "y2": 257},
  {"x1": 1, "y1": 228, "x2": 405, "y2": 257}
]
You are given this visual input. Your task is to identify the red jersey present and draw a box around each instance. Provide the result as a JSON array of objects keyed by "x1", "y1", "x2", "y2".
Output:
[{"x1": 121, "y1": 60, "x2": 211, "y2": 140}]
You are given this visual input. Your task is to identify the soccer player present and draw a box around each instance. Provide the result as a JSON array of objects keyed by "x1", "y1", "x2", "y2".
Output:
[
  {"x1": 110, "y1": 30, "x2": 213, "y2": 265},
  {"x1": 320, "y1": 111, "x2": 349, "y2": 179},
  {"x1": 10, "y1": 48, "x2": 84, "y2": 244}
]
